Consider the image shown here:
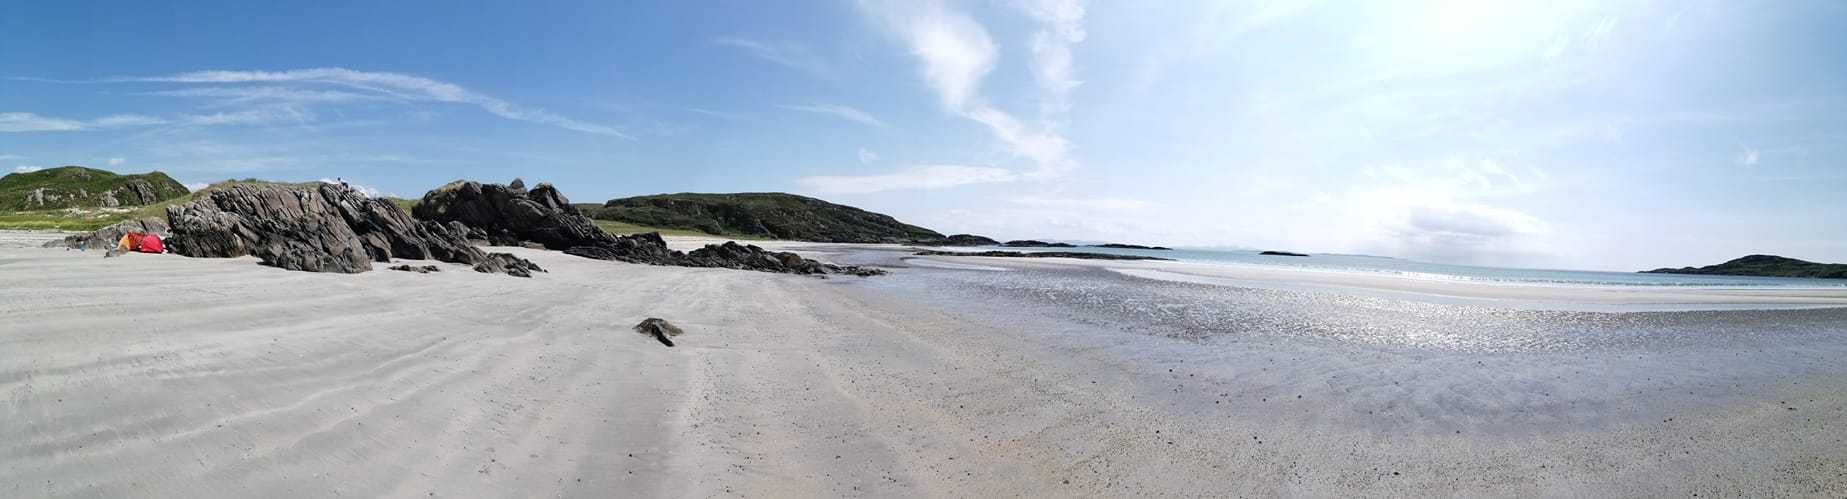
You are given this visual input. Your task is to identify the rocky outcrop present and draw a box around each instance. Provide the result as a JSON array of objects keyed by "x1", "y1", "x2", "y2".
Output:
[
  {"x1": 682, "y1": 241, "x2": 887, "y2": 276},
  {"x1": 914, "y1": 250, "x2": 1172, "y2": 261},
  {"x1": 473, "y1": 252, "x2": 545, "y2": 278},
  {"x1": 1259, "y1": 250, "x2": 1309, "y2": 257},
  {"x1": 165, "y1": 183, "x2": 484, "y2": 273},
  {"x1": 1002, "y1": 240, "x2": 1077, "y2": 248},
  {"x1": 417, "y1": 179, "x2": 886, "y2": 277},
  {"x1": 0, "y1": 166, "x2": 189, "y2": 210},
  {"x1": 42, "y1": 217, "x2": 170, "y2": 250},
  {"x1": 412, "y1": 179, "x2": 615, "y2": 250}
]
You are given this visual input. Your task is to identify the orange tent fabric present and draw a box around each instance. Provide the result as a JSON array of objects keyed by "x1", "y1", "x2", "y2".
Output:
[
  {"x1": 136, "y1": 234, "x2": 163, "y2": 253},
  {"x1": 114, "y1": 233, "x2": 150, "y2": 252}
]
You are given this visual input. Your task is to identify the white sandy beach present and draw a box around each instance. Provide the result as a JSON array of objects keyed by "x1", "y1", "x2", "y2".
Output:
[{"x1": 4, "y1": 233, "x2": 1846, "y2": 497}]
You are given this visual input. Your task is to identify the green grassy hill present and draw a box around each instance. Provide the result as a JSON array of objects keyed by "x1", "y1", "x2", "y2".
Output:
[
  {"x1": 584, "y1": 192, "x2": 944, "y2": 243},
  {"x1": 1642, "y1": 254, "x2": 1847, "y2": 279},
  {"x1": 0, "y1": 178, "x2": 314, "y2": 231},
  {"x1": 0, "y1": 166, "x2": 190, "y2": 211}
]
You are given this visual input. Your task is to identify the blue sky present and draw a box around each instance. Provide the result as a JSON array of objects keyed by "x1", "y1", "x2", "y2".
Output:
[{"x1": 4, "y1": 0, "x2": 1846, "y2": 271}]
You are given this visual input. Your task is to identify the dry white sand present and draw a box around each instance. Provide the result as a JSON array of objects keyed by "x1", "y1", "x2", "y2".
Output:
[{"x1": 4, "y1": 235, "x2": 1845, "y2": 497}]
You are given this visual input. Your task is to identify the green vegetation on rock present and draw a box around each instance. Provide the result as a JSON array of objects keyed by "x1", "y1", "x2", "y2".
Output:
[
  {"x1": 0, "y1": 166, "x2": 189, "y2": 211},
  {"x1": 1641, "y1": 254, "x2": 1847, "y2": 279},
  {"x1": 584, "y1": 192, "x2": 943, "y2": 243}
]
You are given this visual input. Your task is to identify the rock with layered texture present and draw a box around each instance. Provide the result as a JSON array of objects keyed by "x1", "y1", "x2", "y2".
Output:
[
  {"x1": 473, "y1": 252, "x2": 545, "y2": 278},
  {"x1": 165, "y1": 183, "x2": 484, "y2": 273},
  {"x1": 412, "y1": 179, "x2": 617, "y2": 250},
  {"x1": 42, "y1": 217, "x2": 170, "y2": 250}
]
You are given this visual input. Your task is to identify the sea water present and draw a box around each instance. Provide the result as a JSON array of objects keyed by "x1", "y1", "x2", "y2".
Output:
[{"x1": 961, "y1": 246, "x2": 1847, "y2": 287}]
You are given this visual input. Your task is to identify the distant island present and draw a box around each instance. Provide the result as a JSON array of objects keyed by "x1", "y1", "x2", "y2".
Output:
[
  {"x1": 1641, "y1": 254, "x2": 1847, "y2": 279},
  {"x1": 1003, "y1": 239, "x2": 1077, "y2": 248},
  {"x1": 1260, "y1": 250, "x2": 1309, "y2": 257},
  {"x1": 1091, "y1": 243, "x2": 1172, "y2": 250}
]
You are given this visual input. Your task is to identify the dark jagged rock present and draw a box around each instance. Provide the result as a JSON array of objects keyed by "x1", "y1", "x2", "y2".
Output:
[
  {"x1": 634, "y1": 317, "x2": 684, "y2": 347},
  {"x1": 911, "y1": 234, "x2": 1000, "y2": 246},
  {"x1": 1091, "y1": 243, "x2": 1172, "y2": 250},
  {"x1": 915, "y1": 250, "x2": 1172, "y2": 261},
  {"x1": 589, "y1": 192, "x2": 943, "y2": 243},
  {"x1": 1003, "y1": 240, "x2": 1077, "y2": 248},
  {"x1": 1641, "y1": 254, "x2": 1847, "y2": 279},
  {"x1": 42, "y1": 217, "x2": 170, "y2": 250},
  {"x1": 414, "y1": 179, "x2": 619, "y2": 250},
  {"x1": 389, "y1": 264, "x2": 441, "y2": 273},
  {"x1": 473, "y1": 252, "x2": 545, "y2": 278},
  {"x1": 165, "y1": 183, "x2": 484, "y2": 273},
  {"x1": 1259, "y1": 250, "x2": 1309, "y2": 257},
  {"x1": 678, "y1": 241, "x2": 886, "y2": 277}
]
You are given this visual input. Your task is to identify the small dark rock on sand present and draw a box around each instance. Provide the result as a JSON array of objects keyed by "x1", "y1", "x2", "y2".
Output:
[
  {"x1": 472, "y1": 252, "x2": 545, "y2": 277},
  {"x1": 389, "y1": 264, "x2": 442, "y2": 273},
  {"x1": 634, "y1": 318, "x2": 685, "y2": 347}
]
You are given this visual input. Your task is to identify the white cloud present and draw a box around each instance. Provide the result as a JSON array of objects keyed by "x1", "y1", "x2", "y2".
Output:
[
  {"x1": 0, "y1": 112, "x2": 168, "y2": 132},
  {"x1": 12, "y1": 165, "x2": 44, "y2": 173},
  {"x1": 129, "y1": 68, "x2": 630, "y2": 138},
  {"x1": 184, "y1": 182, "x2": 209, "y2": 192},
  {"x1": 858, "y1": 147, "x2": 879, "y2": 163},
  {"x1": 179, "y1": 108, "x2": 312, "y2": 126},
  {"x1": 782, "y1": 103, "x2": 889, "y2": 128},
  {"x1": 320, "y1": 177, "x2": 382, "y2": 198},
  {"x1": 149, "y1": 86, "x2": 378, "y2": 104},
  {"x1": 862, "y1": 0, "x2": 1082, "y2": 179},
  {"x1": 107, "y1": 157, "x2": 125, "y2": 166},
  {"x1": 713, "y1": 38, "x2": 830, "y2": 76},
  {"x1": 798, "y1": 164, "x2": 1017, "y2": 194},
  {"x1": 1019, "y1": 0, "x2": 1087, "y2": 116},
  {"x1": 1735, "y1": 147, "x2": 1759, "y2": 166}
]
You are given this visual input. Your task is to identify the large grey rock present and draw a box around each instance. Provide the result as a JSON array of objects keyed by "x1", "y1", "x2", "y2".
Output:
[
  {"x1": 412, "y1": 179, "x2": 616, "y2": 250},
  {"x1": 42, "y1": 217, "x2": 170, "y2": 250},
  {"x1": 165, "y1": 183, "x2": 484, "y2": 273}
]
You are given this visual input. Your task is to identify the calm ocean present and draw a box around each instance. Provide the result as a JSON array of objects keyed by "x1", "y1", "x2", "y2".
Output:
[{"x1": 965, "y1": 246, "x2": 1847, "y2": 287}]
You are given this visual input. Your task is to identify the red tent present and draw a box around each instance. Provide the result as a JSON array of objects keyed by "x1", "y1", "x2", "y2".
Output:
[{"x1": 136, "y1": 234, "x2": 163, "y2": 253}]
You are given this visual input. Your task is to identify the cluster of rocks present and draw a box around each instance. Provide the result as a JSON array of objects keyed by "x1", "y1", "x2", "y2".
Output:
[
  {"x1": 162, "y1": 183, "x2": 500, "y2": 274},
  {"x1": 64, "y1": 177, "x2": 883, "y2": 277},
  {"x1": 42, "y1": 217, "x2": 170, "y2": 250},
  {"x1": 388, "y1": 264, "x2": 441, "y2": 273},
  {"x1": 417, "y1": 179, "x2": 885, "y2": 277}
]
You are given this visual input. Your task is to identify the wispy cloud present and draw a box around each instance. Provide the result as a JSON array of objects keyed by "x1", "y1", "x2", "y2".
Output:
[
  {"x1": 0, "y1": 112, "x2": 167, "y2": 132},
  {"x1": 861, "y1": 0, "x2": 1081, "y2": 179},
  {"x1": 107, "y1": 157, "x2": 125, "y2": 166},
  {"x1": 149, "y1": 86, "x2": 381, "y2": 105},
  {"x1": 12, "y1": 165, "x2": 44, "y2": 173},
  {"x1": 684, "y1": 107, "x2": 744, "y2": 120},
  {"x1": 782, "y1": 103, "x2": 889, "y2": 129},
  {"x1": 123, "y1": 68, "x2": 631, "y2": 138},
  {"x1": 858, "y1": 147, "x2": 879, "y2": 163},
  {"x1": 1736, "y1": 147, "x2": 1760, "y2": 166},
  {"x1": 798, "y1": 164, "x2": 1017, "y2": 194},
  {"x1": 1020, "y1": 0, "x2": 1087, "y2": 116},
  {"x1": 1007, "y1": 196, "x2": 1152, "y2": 211},
  {"x1": 178, "y1": 108, "x2": 313, "y2": 126},
  {"x1": 713, "y1": 37, "x2": 830, "y2": 76}
]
